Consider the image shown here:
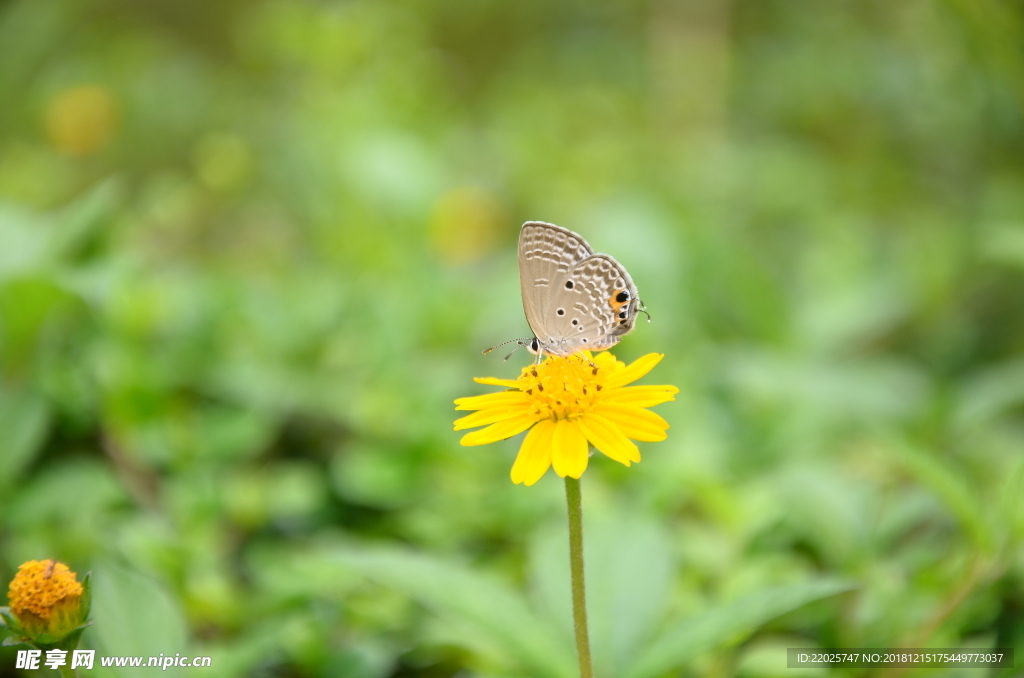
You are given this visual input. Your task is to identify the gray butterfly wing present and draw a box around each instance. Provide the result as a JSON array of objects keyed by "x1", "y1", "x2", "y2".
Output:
[
  {"x1": 549, "y1": 254, "x2": 640, "y2": 353},
  {"x1": 518, "y1": 222, "x2": 594, "y2": 340}
]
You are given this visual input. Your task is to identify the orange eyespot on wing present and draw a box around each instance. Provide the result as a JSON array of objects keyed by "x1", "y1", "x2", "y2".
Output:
[{"x1": 609, "y1": 289, "x2": 632, "y2": 322}]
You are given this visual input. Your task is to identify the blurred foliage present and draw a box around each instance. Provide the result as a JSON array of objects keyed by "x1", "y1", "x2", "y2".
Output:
[{"x1": 2, "y1": 0, "x2": 1024, "y2": 676}]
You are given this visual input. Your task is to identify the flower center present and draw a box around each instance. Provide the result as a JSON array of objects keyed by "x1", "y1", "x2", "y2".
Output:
[
  {"x1": 7, "y1": 560, "x2": 83, "y2": 620},
  {"x1": 518, "y1": 355, "x2": 607, "y2": 422}
]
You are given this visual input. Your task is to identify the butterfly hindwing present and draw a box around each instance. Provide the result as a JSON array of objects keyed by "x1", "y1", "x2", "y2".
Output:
[{"x1": 556, "y1": 254, "x2": 639, "y2": 351}]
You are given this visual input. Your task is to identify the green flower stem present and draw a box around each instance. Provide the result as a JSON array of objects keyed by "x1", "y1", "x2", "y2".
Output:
[
  {"x1": 57, "y1": 664, "x2": 78, "y2": 678},
  {"x1": 564, "y1": 477, "x2": 594, "y2": 678}
]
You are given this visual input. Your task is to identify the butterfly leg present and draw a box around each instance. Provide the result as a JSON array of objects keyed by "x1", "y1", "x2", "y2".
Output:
[
  {"x1": 502, "y1": 344, "x2": 524, "y2": 361},
  {"x1": 572, "y1": 349, "x2": 597, "y2": 369}
]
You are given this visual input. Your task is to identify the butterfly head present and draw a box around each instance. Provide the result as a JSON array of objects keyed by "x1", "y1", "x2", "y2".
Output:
[{"x1": 482, "y1": 337, "x2": 544, "y2": 362}]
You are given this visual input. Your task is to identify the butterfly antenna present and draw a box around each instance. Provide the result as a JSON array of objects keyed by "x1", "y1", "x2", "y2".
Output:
[
  {"x1": 482, "y1": 338, "x2": 528, "y2": 355},
  {"x1": 639, "y1": 300, "x2": 652, "y2": 322}
]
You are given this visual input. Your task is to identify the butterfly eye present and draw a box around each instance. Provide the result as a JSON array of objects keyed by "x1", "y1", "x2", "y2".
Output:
[{"x1": 530, "y1": 338, "x2": 540, "y2": 352}]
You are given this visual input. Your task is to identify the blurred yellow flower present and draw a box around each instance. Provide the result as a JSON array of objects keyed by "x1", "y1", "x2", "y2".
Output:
[
  {"x1": 455, "y1": 352, "x2": 677, "y2": 485},
  {"x1": 45, "y1": 85, "x2": 119, "y2": 156},
  {"x1": 429, "y1": 186, "x2": 503, "y2": 264}
]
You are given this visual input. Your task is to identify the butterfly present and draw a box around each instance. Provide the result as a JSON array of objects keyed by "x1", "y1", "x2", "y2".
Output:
[{"x1": 487, "y1": 221, "x2": 647, "y2": 361}]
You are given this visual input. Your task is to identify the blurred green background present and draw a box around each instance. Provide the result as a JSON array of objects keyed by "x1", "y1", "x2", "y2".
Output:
[{"x1": 2, "y1": 0, "x2": 1024, "y2": 676}]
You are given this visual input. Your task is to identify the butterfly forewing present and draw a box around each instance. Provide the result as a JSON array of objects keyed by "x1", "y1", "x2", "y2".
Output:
[{"x1": 519, "y1": 222, "x2": 593, "y2": 342}]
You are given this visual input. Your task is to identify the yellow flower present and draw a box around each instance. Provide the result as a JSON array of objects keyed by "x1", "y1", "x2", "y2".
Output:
[
  {"x1": 454, "y1": 352, "x2": 678, "y2": 485},
  {"x1": 8, "y1": 560, "x2": 82, "y2": 621},
  {"x1": 5, "y1": 560, "x2": 88, "y2": 641}
]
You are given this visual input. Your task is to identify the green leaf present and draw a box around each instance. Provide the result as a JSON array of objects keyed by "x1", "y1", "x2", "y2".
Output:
[
  {"x1": 192, "y1": 622, "x2": 289, "y2": 678},
  {"x1": 56, "y1": 625, "x2": 88, "y2": 652},
  {"x1": 529, "y1": 510, "x2": 674, "y2": 677},
  {"x1": 50, "y1": 177, "x2": 120, "y2": 260},
  {"x1": 331, "y1": 544, "x2": 576, "y2": 678},
  {"x1": 0, "y1": 608, "x2": 26, "y2": 636},
  {"x1": 0, "y1": 387, "x2": 49, "y2": 488},
  {"x1": 891, "y1": 439, "x2": 996, "y2": 555},
  {"x1": 0, "y1": 276, "x2": 80, "y2": 373},
  {"x1": 34, "y1": 631, "x2": 59, "y2": 645},
  {"x1": 954, "y1": 358, "x2": 1024, "y2": 430},
  {"x1": 999, "y1": 460, "x2": 1024, "y2": 544},
  {"x1": 0, "y1": 204, "x2": 48, "y2": 281},
  {"x1": 623, "y1": 580, "x2": 854, "y2": 678},
  {"x1": 86, "y1": 563, "x2": 188, "y2": 678},
  {"x1": 722, "y1": 350, "x2": 926, "y2": 419},
  {"x1": 774, "y1": 467, "x2": 870, "y2": 566},
  {"x1": 79, "y1": 571, "x2": 92, "y2": 620}
]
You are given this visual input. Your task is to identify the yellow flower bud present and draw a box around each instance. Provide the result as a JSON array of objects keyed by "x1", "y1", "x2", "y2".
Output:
[{"x1": 4, "y1": 560, "x2": 89, "y2": 643}]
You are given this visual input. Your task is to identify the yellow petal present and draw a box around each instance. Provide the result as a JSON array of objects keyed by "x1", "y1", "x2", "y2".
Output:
[
  {"x1": 551, "y1": 420, "x2": 589, "y2": 479},
  {"x1": 474, "y1": 376, "x2": 522, "y2": 388},
  {"x1": 579, "y1": 414, "x2": 641, "y2": 466},
  {"x1": 511, "y1": 420, "x2": 555, "y2": 486},
  {"x1": 454, "y1": 404, "x2": 532, "y2": 431},
  {"x1": 593, "y1": 351, "x2": 622, "y2": 370},
  {"x1": 592, "y1": 403, "x2": 669, "y2": 442},
  {"x1": 455, "y1": 391, "x2": 527, "y2": 411},
  {"x1": 602, "y1": 353, "x2": 664, "y2": 390},
  {"x1": 460, "y1": 413, "x2": 539, "y2": 446},
  {"x1": 603, "y1": 385, "x2": 679, "y2": 408}
]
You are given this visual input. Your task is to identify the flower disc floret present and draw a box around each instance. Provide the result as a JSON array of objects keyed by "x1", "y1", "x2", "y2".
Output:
[
  {"x1": 7, "y1": 560, "x2": 82, "y2": 621},
  {"x1": 454, "y1": 352, "x2": 678, "y2": 486},
  {"x1": 518, "y1": 354, "x2": 606, "y2": 421}
]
